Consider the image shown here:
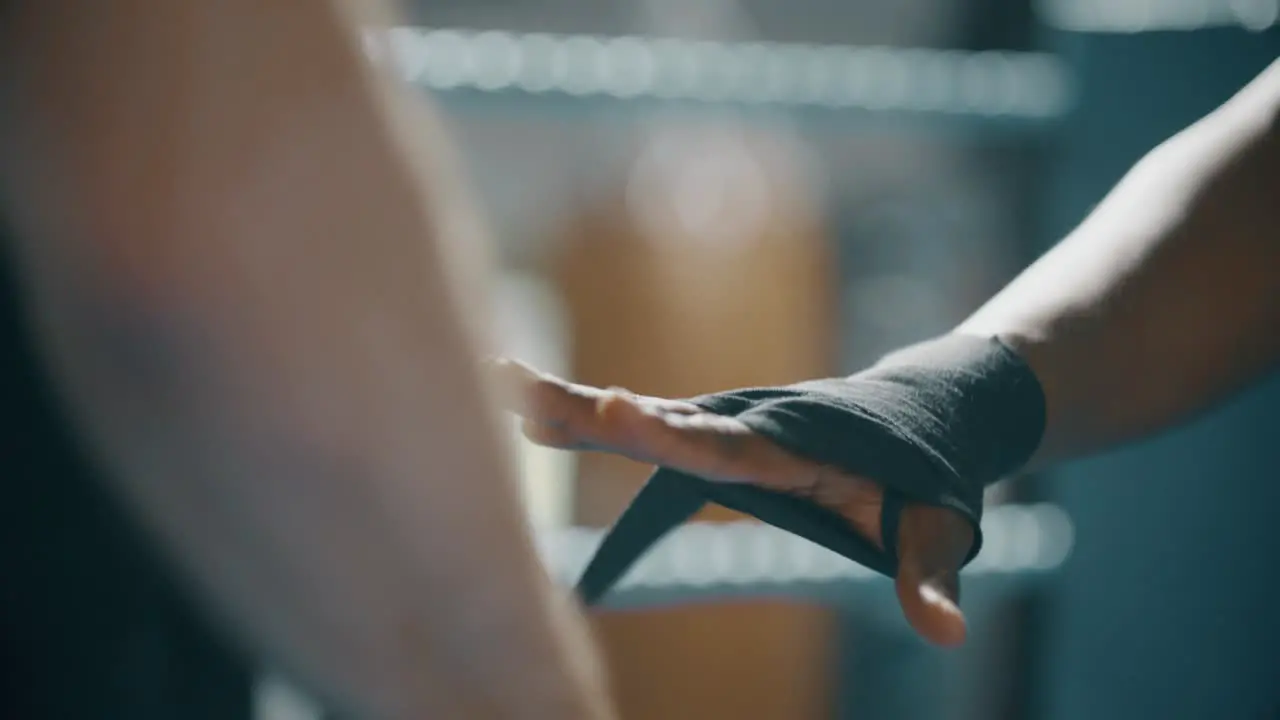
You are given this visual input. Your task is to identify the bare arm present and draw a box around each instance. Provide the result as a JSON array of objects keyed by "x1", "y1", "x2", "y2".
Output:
[
  {"x1": 958, "y1": 59, "x2": 1280, "y2": 467},
  {"x1": 0, "y1": 2, "x2": 609, "y2": 718}
]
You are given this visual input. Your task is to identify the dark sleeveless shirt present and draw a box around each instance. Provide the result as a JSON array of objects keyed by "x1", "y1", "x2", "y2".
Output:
[{"x1": 0, "y1": 221, "x2": 253, "y2": 718}]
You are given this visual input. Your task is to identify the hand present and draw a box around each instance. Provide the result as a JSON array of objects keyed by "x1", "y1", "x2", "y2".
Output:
[{"x1": 490, "y1": 359, "x2": 975, "y2": 647}]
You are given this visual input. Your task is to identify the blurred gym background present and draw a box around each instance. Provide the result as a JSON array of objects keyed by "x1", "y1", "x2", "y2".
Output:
[{"x1": 253, "y1": 1, "x2": 1279, "y2": 718}]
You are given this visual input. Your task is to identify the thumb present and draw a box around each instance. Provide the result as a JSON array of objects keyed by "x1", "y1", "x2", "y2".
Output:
[{"x1": 893, "y1": 504, "x2": 975, "y2": 647}]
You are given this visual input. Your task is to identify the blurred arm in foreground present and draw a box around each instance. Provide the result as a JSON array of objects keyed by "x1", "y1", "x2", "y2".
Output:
[{"x1": 0, "y1": 2, "x2": 612, "y2": 718}]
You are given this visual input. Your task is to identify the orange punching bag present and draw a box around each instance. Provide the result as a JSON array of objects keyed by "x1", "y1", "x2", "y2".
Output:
[{"x1": 553, "y1": 126, "x2": 839, "y2": 720}]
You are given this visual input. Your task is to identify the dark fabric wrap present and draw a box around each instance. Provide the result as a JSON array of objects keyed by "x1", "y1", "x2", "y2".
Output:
[{"x1": 577, "y1": 334, "x2": 1047, "y2": 605}]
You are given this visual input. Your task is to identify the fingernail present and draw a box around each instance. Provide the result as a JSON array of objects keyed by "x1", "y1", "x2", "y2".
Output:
[
  {"x1": 919, "y1": 583, "x2": 961, "y2": 616},
  {"x1": 919, "y1": 581, "x2": 967, "y2": 646}
]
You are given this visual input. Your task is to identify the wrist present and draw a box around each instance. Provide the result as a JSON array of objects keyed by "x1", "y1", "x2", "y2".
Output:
[{"x1": 951, "y1": 327, "x2": 1064, "y2": 469}]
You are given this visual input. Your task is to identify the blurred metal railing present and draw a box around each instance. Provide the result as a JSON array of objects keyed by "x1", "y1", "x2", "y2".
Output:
[
  {"x1": 537, "y1": 503, "x2": 1072, "y2": 610},
  {"x1": 256, "y1": 505, "x2": 1073, "y2": 719}
]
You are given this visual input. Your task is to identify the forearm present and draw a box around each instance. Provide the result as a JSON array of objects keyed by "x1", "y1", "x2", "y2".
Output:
[
  {"x1": 41, "y1": 287, "x2": 607, "y2": 720},
  {"x1": 957, "y1": 60, "x2": 1280, "y2": 466},
  {"x1": 0, "y1": 2, "x2": 607, "y2": 717}
]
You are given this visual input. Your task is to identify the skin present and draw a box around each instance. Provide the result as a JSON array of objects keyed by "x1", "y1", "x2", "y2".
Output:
[
  {"x1": 0, "y1": 1, "x2": 612, "y2": 718},
  {"x1": 495, "y1": 58, "x2": 1280, "y2": 648}
]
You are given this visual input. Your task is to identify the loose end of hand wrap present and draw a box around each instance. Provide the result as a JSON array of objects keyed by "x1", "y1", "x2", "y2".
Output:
[
  {"x1": 575, "y1": 471, "x2": 707, "y2": 606},
  {"x1": 575, "y1": 334, "x2": 1047, "y2": 606}
]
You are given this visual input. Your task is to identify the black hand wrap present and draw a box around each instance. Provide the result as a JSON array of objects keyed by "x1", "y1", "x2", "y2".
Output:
[{"x1": 576, "y1": 334, "x2": 1047, "y2": 605}]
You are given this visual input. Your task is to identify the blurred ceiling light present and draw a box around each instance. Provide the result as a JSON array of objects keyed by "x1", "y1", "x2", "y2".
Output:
[
  {"x1": 1232, "y1": 0, "x2": 1280, "y2": 29},
  {"x1": 601, "y1": 37, "x2": 656, "y2": 97},
  {"x1": 1039, "y1": 0, "x2": 1279, "y2": 32},
  {"x1": 371, "y1": 28, "x2": 1073, "y2": 119},
  {"x1": 561, "y1": 36, "x2": 607, "y2": 95},
  {"x1": 470, "y1": 31, "x2": 522, "y2": 90},
  {"x1": 514, "y1": 34, "x2": 561, "y2": 93}
]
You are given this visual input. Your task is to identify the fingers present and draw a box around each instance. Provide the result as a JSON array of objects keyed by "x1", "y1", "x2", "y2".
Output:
[
  {"x1": 520, "y1": 418, "x2": 579, "y2": 450},
  {"x1": 893, "y1": 505, "x2": 975, "y2": 648},
  {"x1": 489, "y1": 357, "x2": 787, "y2": 476},
  {"x1": 592, "y1": 398, "x2": 887, "y2": 541},
  {"x1": 489, "y1": 357, "x2": 885, "y2": 545},
  {"x1": 487, "y1": 357, "x2": 599, "y2": 429},
  {"x1": 593, "y1": 396, "x2": 791, "y2": 485},
  {"x1": 594, "y1": 397, "x2": 831, "y2": 492},
  {"x1": 488, "y1": 358, "x2": 700, "y2": 441}
]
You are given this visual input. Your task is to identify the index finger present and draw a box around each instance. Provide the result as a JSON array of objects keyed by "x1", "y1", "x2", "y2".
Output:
[{"x1": 488, "y1": 358, "x2": 701, "y2": 429}]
